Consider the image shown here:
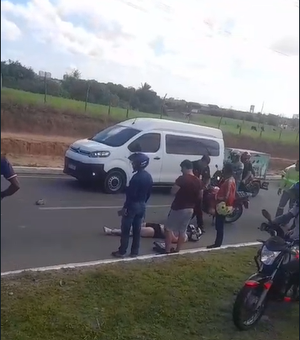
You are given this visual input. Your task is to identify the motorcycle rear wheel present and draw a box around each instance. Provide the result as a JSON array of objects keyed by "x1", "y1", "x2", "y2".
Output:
[
  {"x1": 225, "y1": 203, "x2": 243, "y2": 224},
  {"x1": 249, "y1": 182, "x2": 260, "y2": 198},
  {"x1": 233, "y1": 285, "x2": 267, "y2": 331}
]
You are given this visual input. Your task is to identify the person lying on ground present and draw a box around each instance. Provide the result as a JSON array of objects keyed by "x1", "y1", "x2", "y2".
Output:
[{"x1": 103, "y1": 223, "x2": 202, "y2": 243}]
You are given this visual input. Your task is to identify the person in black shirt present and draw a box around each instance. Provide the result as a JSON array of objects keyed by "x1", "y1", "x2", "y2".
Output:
[
  {"x1": 192, "y1": 155, "x2": 211, "y2": 232},
  {"x1": 240, "y1": 151, "x2": 255, "y2": 191},
  {"x1": 192, "y1": 155, "x2": 211, "y2": 186}
]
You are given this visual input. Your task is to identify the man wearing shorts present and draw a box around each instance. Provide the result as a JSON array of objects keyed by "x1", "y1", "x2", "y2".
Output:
[{"x1": 164, "y1": 159, "x2": 202, "y2": 254}]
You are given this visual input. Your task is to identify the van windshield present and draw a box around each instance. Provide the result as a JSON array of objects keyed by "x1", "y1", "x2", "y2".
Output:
[{"x1": 91, "y1": 125, "x2": 141, "y2": 147}]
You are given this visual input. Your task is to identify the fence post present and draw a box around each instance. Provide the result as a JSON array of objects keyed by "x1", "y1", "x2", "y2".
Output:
[
  {"x1": 84, "y1": 82, "x2": 91, "y2": 112},
  {"x1": 218, "y1": 116, "x2": 223, "y2": 129},
  {"x1": 126, "y1": 105, "x2": 129, "y2": 118},
  {"x1": 43, "y1": 73, "x2": 47, "y2": 104},
  {"x1": 279, "y1": 128, "x2": 283, "y2": 140}
]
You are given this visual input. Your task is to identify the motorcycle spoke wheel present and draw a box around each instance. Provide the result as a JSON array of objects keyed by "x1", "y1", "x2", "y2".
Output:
[{"x1": 233, "y1": 286, "x2": 267, "y2": 331}]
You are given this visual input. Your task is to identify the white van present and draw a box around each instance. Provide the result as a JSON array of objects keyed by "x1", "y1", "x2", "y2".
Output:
[{"x1": 63, "y1": 118, "x2": 225, "y2": 194}]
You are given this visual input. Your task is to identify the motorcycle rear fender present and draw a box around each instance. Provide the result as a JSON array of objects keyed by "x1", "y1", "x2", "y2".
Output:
[
  {"x1": 243, "y1": 200, "x2": 249, "y2": 209},
  {"x1": 251, "y1": 179, "x2": 269, "y2": 190},
  {"x1": 244, "y1": 273, "x2": 273, "y2": 290},
  {"x1": 261, "y1": 181, "x2": 269, "y2": 190}
]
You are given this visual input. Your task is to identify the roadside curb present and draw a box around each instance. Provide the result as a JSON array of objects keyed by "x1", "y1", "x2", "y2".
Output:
[
  {"x1": 15, "y1": 166, "x2": 64, "y2": 175},
  {"x1": 14, "y1": 166, "x2": 282, "y2": 180},
  {"x1": 1, "y1": 241, "x2": 260, "y2": 277}
]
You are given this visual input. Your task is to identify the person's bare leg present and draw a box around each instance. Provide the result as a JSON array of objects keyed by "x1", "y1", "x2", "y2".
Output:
[
  {"x1": 171, "y1": 233, "x2": 179, "y2": 243},
  {"x1": 104, "y1": 225, "x2": 152, "y2": 237},
  {"x1": 176, "y1": 232, "x2": 187, "y2": 252},
  {"x1": 103, "y1": 227, "x2": 131, "y2": 236},
  {"x1": 164, "y1": 229, "x2": 173, "y2": 252}
]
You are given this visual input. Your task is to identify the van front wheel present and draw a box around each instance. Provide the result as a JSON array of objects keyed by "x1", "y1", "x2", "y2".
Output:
[{"x1": 103, "y1": 170, "x2": 126, "y2": 194}]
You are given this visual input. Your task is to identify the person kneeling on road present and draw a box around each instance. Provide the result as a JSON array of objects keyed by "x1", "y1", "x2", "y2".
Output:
[
  {"x1": 1, "y1": 155, "x2": 20, "y2": 200},
  {"x1": 207, "y1": 163, "x2": 236, "y2": 249},
  {"x1": 164, "y1": 159, "x2": 202, "y2": 254},
  {"x1": 111, "y1": 153, "x2": 153, "y2": 258}
]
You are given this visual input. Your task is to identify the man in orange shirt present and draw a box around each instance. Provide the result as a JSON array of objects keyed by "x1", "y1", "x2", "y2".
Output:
[{"x1": 207, "y1": 163, "x2": 236, "y2": 249}]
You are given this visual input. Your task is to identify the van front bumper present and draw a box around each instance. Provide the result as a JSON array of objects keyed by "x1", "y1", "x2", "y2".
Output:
[{"x1": 63, "y1": 157, "x2": 107, "y2": 181}]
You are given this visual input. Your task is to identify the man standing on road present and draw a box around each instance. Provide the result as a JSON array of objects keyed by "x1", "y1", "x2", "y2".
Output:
[
  {"x1": 111, "y1": 153, "x2": 153, "y2": 258},
  {"x1": 207, "y1": 163, "x2": 236, "y2": 249},
  {"x1": 192, "y1": 155, "x2": 211, "y2": 233},
  {"x1": 1, "y1": 155, "x2": 20, "y2": 200},
  {"x1": 276, "y1": 160, "x2": 299, "y2": 217},
  {"x1": 164, "y1": 160, "x2": 202, "y2": 254}
]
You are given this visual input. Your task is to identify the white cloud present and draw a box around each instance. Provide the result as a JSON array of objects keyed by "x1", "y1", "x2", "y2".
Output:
[
  {"x1": 1, "y1": 17, "x2": 22, "y2": 41},
  {"x1": 1, "y1": 0, "x2": 299, "y2": 116}
]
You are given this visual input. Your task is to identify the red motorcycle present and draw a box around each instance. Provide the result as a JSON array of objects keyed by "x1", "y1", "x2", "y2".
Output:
[{"x1": 203, "y1": 169, "x2": 251, "y2": 224}]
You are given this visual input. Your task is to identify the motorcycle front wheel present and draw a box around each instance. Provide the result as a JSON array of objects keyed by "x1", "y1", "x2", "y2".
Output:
[
  {"x1": 225, "y1": 203, "x2": 243, "y2": 224},
  {"x1": 232, "y1": 285, "x2": 267, "y2": 331}
]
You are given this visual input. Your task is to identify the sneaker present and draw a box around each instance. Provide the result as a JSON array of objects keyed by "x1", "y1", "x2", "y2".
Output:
[
  {"x1": 206, "y1": 244, "x2": 221, "y2": 249},
  {"x1": 111, "y1": 251, "x2": 125, "y2": 258}
]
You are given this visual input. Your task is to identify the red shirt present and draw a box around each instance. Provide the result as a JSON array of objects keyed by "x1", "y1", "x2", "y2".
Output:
[
  {"x1": 216, "y1": 177, "x2": 236, "y2": 206},
  {"x1": 171, "y1": 174, "x2": 203, "y2": 211}
]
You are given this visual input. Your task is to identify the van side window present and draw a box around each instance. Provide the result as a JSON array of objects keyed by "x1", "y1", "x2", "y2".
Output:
[
  {"x1": 128, "y1": 133, "x2": 161, "y2": 153},
  {"x1": 166, "y1": 134, "x2": 219, "y2": 156}
]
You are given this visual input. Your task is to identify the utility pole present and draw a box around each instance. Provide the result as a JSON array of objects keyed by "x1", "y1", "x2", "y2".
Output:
[{"x1": 261, "y1": 101, "x2": 265, "y2": 114}]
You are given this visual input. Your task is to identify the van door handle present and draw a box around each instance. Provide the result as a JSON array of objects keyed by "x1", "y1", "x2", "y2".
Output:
[{"x1": 154, "y1": 157, "x2": 161, "y2": 160}]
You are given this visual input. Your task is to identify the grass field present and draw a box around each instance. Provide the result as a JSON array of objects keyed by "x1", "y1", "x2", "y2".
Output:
[
  {"x1": 1, "y1": 247, "x2": 299, "y2": 340},
  {"x1": 2, "y1": 87, "x2": 299, "y2": 145}
]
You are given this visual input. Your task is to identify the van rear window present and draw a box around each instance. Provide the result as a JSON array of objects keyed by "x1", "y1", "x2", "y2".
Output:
[
  {"x1": 91, "y1": 125, "x2": 141, "y2": 147},
  {"x1": 166, "y1": 134, "x2": 220, "y2": 156}
]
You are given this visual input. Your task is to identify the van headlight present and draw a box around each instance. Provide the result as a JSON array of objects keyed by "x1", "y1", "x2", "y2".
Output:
[
  {"x1": 89, "y1": 151, "x2": 110, "y2": 158},
  {"x1": 260, "y1": 246, "x2": 280, "y2": 265}
]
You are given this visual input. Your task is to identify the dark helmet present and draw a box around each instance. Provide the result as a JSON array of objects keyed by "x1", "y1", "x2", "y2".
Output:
[
  {"x1": 241, "y1": 151, "x2": 251, "y2": 162},
  {"x1": 222, "y1": 162, "x2": 233, "y2": 176},
  {"x1": 230, "y1": 150, "x2": 240, "y2": 162},
  {"x1": 128, "y1": 153, "x2": 149, "y2": 172},
  {"x1": 201, "y1": 155, "x2": 211, "y2": 164}
]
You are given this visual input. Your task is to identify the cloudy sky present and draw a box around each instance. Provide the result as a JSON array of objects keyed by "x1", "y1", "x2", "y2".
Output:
[{"x1": 1, "y1": 0, "x2": 299, "y2": 117}]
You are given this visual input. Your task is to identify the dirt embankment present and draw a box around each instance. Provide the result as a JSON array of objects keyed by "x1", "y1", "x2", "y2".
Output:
[{"x1": 1, "y1": 102, "x2": 298, "y2": 169}]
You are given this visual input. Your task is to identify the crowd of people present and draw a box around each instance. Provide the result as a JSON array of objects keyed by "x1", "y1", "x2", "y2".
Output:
[
  {"x1": 1, "y1": 152, "x2": 299, "y2": 258},
  {"x1": 108, "y1": 150, "x2": 299, "y2": 257}
]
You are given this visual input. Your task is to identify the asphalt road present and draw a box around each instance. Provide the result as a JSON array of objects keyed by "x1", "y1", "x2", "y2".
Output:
[{"x1": 1, "y1": 174, "x2": 281, "y2": 272}]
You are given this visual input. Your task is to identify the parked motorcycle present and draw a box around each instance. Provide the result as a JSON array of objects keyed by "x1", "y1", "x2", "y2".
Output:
[
  {"x1": 203, "y1": 167, "x2": 251, "y2": 224},
  {"x1": 242, "y1": 177, "x2": 269, "y2": 198},
  {"x1": 232, "y1": 209, "x2": 299, "y2": 331}
]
